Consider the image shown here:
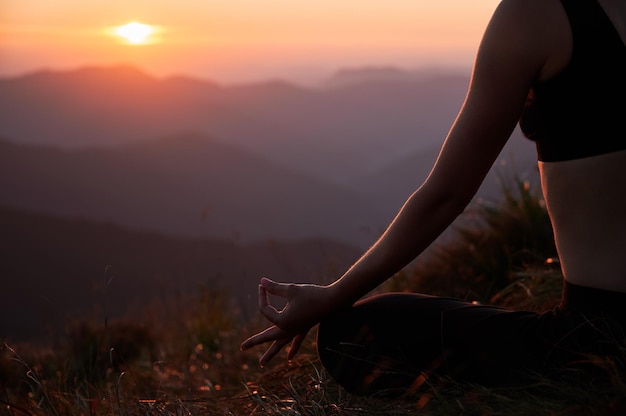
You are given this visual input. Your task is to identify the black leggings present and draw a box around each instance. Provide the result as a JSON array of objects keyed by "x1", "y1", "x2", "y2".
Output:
[{"x1": 316, "y1": 281, "x2": 626, "y2": 396}]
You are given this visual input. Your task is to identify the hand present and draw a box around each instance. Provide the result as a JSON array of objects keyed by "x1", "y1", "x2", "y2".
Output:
[{"x1": 240, "y1": 277, "x2": 335, "y2": 366}]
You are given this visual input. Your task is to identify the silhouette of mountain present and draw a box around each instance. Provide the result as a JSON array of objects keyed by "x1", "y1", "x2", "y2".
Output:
[
  {"x1": 0, "y1": 65, "x2": 470, "y2": 186},
  {"x1": 0, "y1": 64, "x2": 540, "y2": 243},
  {"x1": 321, "y1": 66, "x2": 468, "y2": 88},
  {"x1": 0, "y1": 135, "x2": 382, "y2": 245},
  {"x1": 0, "y1": 65, "x2": 543, "y2": 343},
  {"x1": 0, "y1": 206, "x2": 362, "y2": 343}
]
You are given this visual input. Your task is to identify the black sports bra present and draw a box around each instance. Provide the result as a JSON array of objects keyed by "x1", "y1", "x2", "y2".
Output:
[{"x1": 519, "y1": 0, "x2": 626, "y2": 162}]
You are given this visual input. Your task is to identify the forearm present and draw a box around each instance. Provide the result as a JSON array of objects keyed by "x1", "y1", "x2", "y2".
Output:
[{"x1": 327, "y1": 183, "x2": 469, "y2": 306}]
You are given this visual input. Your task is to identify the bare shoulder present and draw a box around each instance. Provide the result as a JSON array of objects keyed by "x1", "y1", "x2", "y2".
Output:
[
  {"x1": 488, "y1": 0, "x2": 568, "y2": 41},
  {"x1": 479, "y1": 0, "x2": 571, "y2": 81},
  {"x1": 494, "y1": 0, "x2": 564, "y2": 18}
]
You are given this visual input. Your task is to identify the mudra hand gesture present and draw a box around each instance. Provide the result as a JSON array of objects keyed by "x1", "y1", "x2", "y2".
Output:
[{"x1": 240, "y1": 277, "x2": 336, "y2": 366}]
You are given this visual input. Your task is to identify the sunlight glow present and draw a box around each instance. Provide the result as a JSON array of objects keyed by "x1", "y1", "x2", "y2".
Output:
[
  {"x1": 114, "y1": 22, "x2": 156, "y2": 45},
  {"x1": 1, "y1": 1, "x2": 503, "y2": 82}
]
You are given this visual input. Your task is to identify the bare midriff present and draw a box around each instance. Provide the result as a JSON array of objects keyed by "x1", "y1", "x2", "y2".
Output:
[{"x1": 539, "y1": 149, "x2": 626, "y2": 293}]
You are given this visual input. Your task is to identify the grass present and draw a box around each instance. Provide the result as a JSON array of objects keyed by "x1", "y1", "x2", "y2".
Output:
[{"x1": 2, "y1": 173, "x2": 626, "y2": 415}]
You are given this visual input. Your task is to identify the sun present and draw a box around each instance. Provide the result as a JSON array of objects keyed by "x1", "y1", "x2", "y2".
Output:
[{"x1": 113, "y1": 22, "x2": 156, "y2": 45}]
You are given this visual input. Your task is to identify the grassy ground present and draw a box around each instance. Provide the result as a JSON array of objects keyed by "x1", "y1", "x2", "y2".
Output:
[
  {"x1": 3, "y1": 274, "x2": 625, "y2": 416},
  {"x1": 3, "y1": 175, "x2": 626, "y2": 415}
]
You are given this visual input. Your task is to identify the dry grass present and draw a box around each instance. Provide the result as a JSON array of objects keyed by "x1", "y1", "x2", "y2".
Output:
[
  {"x1": 3, "y1": 274, "x2": 625, "y2": 416},
  {"x1": 3, "y1": 173, "x2": 626, "y2": 415}
]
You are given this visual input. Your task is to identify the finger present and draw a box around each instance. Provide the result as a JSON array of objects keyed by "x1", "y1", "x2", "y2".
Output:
[
  {"x1": 259, "y1": 279, "x2": 292, "y2": 324},
  {"x1": 261, "y1": 277, "x2": 292, "y2": 298},
  {"x1": 260, "y1": 338, "x2": 291, "y2": 367},
  {"x1": 240, "y1": 325, "x2": 284, "y2": 350},
  {"x1": 258, "y1": 283, "x2": 270, "y2": 308},
  {"x1": 287, "y1": 333, "x2": 306, "y2": 361},
  {"x1": 258, "y1": 284, "x2": 281, "y2": 324}
]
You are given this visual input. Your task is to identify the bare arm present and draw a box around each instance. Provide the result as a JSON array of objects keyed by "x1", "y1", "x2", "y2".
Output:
[
  {"x1": 327, "y1": 0, "x2": 551, "y2": 306},
  {"x1": 242, "y1": 0, "x2": 558, "y2": 364}
]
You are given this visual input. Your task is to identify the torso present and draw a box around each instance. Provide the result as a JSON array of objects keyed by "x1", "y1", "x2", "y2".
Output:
[
  {"x1": 540, "y1": 151, "x2": 626, "y2": 293},
  {"x1": 524, "y1": 0, "x2": 626, "y2": 292}
]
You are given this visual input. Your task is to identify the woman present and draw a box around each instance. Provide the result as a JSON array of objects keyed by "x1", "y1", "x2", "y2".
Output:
[{"x1": 241, "y1": 0, "x2": 626, "y2": 395}]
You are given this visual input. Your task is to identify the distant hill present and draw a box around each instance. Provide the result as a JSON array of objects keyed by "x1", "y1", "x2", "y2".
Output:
[
  {"x1": 0, "y1": 135, "x2": 381, "y2": 245},
  {"x1": 321, "y1": 65, "x2": 469, "y2": 88},
  {"x1": 0, "y1": 65, "x2": 543, "y2": 344},
  {"x1": 0, "y1": 64, "x2": 540, "y2": 251},
  {"x1": 0, "y1": 65, "x2": 469, "y2": 186},
  {"x1": 0, "y1": 206, "x2": 362, "y2": 343}
]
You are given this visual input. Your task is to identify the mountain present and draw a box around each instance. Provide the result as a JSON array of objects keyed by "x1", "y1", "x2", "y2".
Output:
[
  {"x1": 0, "y1": 206, "x2": 362, "y2": 343},
  {"x1": 0, "y1": 65, "x2": 543, "y2": 343},
  {"x1": 0, "y1": 135, "x2": 382, "y2": 246},
  {"x1": 0, "y1": 65, "x2": 469, "y2": 186},
  {"x1": 0, "y1": 64, "x2": 540, "y2": 244},
  {"x1": 321, "y1": 65, "x2": 469, "y2": 88}
]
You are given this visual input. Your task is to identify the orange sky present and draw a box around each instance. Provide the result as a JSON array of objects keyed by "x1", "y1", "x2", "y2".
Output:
[{"x1": 0, "y1": 0, "x2": 500, "y2": 84}]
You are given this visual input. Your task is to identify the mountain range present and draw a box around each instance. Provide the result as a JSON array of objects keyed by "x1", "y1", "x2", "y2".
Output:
[
  {"x1": 0, "y1": 206, "x2": 361, "y2": 343},
  {"x1": 0, "y1": 65, "x2": 539, "y2": 244},
  {"x1": 0, "y1": 135, "x2": 381, "y2": 245},
  {"x1": 0, "y1": 65, "x2": 540, "y2": 342}
]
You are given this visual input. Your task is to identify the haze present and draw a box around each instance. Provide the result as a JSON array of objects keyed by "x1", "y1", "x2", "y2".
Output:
[
  {"x1": 1, "y1": 0, "x2": 500, "y2": 84},
  {"x1": 1, "y1": 0, "x2": 541, "y2": 343}
]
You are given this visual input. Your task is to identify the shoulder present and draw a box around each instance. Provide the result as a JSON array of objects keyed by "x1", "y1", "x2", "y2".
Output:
[
  {"x1": 477, "y1": 0, "x2": 571, "y2": 81},
  {"x1": 494, "y1": 0, "x2": 564, "y2": 19},
  {"x1": 487, "y1": 0, "x2": 567, "y2": 42}
]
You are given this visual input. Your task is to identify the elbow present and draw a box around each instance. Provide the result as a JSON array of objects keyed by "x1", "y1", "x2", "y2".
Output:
[
  {"x1": 415, "y1": 180, "x2": 476, "y2": 221},
  {"x1": 440, "y1": 192, "x2": 473, "y2": 223}
]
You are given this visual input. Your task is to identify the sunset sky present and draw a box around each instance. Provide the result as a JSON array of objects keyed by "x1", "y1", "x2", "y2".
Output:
[{"x1": 1, "y1": 0, "x2": 500, "y2": 84}]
